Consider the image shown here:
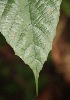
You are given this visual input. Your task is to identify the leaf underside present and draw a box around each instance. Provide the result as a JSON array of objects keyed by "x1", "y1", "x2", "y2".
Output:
[{"x1": 0, "y1": 0, "x2": 62, "y2": 95}]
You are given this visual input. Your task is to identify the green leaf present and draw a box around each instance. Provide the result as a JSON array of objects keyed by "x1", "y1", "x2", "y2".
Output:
[{"x1": 0, "y1": 0, "x2": 62, "y2": 95}]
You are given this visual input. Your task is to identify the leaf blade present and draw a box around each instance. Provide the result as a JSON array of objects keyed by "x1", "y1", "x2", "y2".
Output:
[{"x1": 0, "y1": 0, "x2": 62, "y2": 95}]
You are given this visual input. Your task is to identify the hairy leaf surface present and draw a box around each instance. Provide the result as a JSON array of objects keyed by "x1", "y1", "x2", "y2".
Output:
[{"x1": 0, "y1": 0, "x2": 62, "y2": 95}]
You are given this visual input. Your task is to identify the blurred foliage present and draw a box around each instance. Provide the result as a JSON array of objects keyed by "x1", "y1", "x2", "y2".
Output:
[
  {"x1": 61, "y1": 0, "x2": 70, "y2": 16},
  {"x1": 0, "y1": 0, "x2": 70, "y2": 100}
]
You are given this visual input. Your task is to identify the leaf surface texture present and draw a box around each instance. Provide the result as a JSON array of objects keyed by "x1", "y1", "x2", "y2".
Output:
[{"x1": 0, "y1": 0, "x2": 62, "y2": 94}]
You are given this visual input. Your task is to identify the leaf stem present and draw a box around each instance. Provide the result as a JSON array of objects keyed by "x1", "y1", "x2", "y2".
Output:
[{"x1": 35, "y1": 75, "x2": 38, "y2": 96}]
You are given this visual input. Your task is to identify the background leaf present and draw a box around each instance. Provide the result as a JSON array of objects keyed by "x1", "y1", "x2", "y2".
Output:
[
  {"x1": 61, "y1": 0, "x2": 70, "y2": 16},
  {"x1": 0, "y1": 0, "x2": 62, "y2": 95}
]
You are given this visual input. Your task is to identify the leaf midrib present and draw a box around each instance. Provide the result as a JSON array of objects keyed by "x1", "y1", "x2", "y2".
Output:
[{"x1": 28, "y1": 0, "x2": 43, "y2": 67}]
